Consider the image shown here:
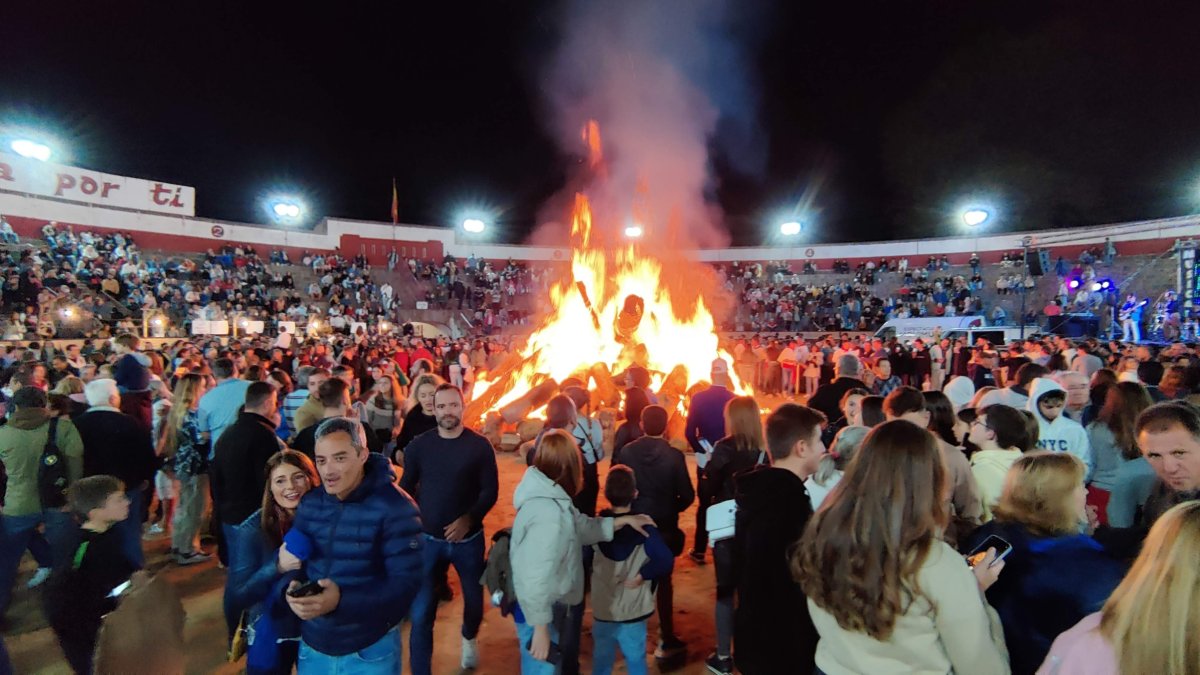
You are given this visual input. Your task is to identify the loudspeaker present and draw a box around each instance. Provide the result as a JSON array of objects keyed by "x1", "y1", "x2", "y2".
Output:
[
  {"x1": 1050, "y1": 314, "x2": 1098, "y2": 337},
  {"x1": 1025, "y1": 249, "x2": 1045, "y2": 277}
]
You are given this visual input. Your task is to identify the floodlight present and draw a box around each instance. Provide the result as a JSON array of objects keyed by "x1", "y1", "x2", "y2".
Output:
[
  {"x1": 10, "y1": 139, "x2": 52, "y2": 161},
  {"x1": 962, "y1": 209, "x2": 989, "y2": 227},
  {"x1": 462, "y1": 218, "x2": 486, "y2": 233},
  {"x1": 779, "y1": 221, "x2": 802, "y2": 236},
  {"x1": 624, "y1": 225, "x2": 644, "y2": 238},
  {"x1": 265, "y1": 196, "x2": 306, "y2": 224}
]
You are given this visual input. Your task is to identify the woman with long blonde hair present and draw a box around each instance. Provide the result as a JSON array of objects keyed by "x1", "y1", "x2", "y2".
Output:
[
  {"x1": 393, "y1": 372, "x2": 443, "y2": 464},
  {"x1": 703, "y1": 395, "x2": 770, "y2": 671},
  {"x1": 966, "y1": 452, "x2": 1125, "y2": 674},
  {"x1": 1039, "y1": 501, "x2": 1200, "y2": 675},
  {"x1": 362, "y1": 373, "x2": 404, "y2": 451},
  {"x1": 792, "y1": 419, "x2": 1009, "y2": 675},
  {"x1": 157, "y1": 373, "x2": 211, "y2": 565}
]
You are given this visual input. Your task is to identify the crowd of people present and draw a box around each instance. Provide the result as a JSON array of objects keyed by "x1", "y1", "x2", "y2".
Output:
[
  {"x1": 722, "y1": 257, "x2": 998, "y2": 333},
  {"x1": 399, "y1": 253, "x2": 548, "y2": 333},
  {"x1": 720, "y1": 242, "x2": 1134, "y2": 335},
  {"x1": 0, "y1": 318, "x2": 1196, "y2": 674}
]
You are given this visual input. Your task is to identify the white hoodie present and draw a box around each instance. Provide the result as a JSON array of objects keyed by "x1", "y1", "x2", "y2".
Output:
[{"x1": 1027, "y1": 378, "x2": 1093, "y2": 479}]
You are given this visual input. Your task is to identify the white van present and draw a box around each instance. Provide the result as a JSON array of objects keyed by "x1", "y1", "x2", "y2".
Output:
[{"x1": 874, "y1": 317, "x2": 1039, "y2": 345}]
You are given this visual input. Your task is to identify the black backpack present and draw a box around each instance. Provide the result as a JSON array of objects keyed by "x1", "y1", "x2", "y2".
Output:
[{"x1": 38, "y1": 418, "x2": 69, "y2": 509}]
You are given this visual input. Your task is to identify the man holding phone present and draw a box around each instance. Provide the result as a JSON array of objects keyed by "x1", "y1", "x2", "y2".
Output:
[{"x1": 280, "y1": 417, "x2": 424, "y2": 674}]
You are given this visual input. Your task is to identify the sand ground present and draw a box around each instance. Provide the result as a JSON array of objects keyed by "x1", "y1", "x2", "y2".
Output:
[{"x1": 6, "y1": 450, "x2": 733, "y2": 675}]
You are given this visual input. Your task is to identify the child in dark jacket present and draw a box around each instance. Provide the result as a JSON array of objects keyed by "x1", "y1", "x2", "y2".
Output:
[
  {"x1": 590, "y1": 466, "x2": 674, "y2": 675},
  {"x1": 43, "y1": 475, "x2": 136, "y2": 675}
]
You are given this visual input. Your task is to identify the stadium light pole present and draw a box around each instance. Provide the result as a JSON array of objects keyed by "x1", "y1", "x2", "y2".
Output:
[{"x1": 1020, "y1": 235, "x2": 1033, "y2": 340}]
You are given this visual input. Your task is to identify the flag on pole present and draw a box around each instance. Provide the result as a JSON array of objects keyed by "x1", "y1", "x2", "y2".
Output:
[{"x1": 390, "y1": 178, "x2": 399, "y2": 225}]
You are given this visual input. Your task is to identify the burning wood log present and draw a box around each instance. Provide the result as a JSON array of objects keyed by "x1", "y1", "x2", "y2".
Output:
[
  {"x1": 657, "y1": 365, "x2": 690, "y2": 412},
  {"x1": 500, "y1": 378, "x2": 560, "y2": 425},
  {"x1": 575, "y1": 281, "x2": 602, "y2": 331},
  {"x1": 590, "y1": 363, "x2": 621, "y2": 409},
  {"x1": 464, "y1": 352, "x2": 530, "y2": 424},
  {"x1": 480, "y1": 411, "x2": 503, "y2": 449},
  {"x1": 517, "y1": 419, "x2": 545, "y2": 442}
]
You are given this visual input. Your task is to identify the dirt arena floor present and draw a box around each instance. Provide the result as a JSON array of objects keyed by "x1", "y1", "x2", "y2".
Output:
[{"x1": 6, "y1": 449, "x2": 740, "y2": 675}]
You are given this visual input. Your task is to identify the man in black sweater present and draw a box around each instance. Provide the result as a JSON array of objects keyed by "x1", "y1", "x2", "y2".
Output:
[
  {"x1": 74, "y1": 378, "x2": 158, "y2": 569},
  {"x1": 611, "y1": 405, "x2": 695, "y2": 661},
  {"x1": 400, "y1": 384, "x2": 498, "y2": 675},
  {"x1": 290, "y1": 378, "x2": 380, "y2": 459},
  {"x1": 210, "y1": 381, "x2": 284, "y2": 638}
]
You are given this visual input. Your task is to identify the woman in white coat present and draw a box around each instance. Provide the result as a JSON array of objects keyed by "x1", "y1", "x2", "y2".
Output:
[{"x1": 510, "y1": 430, "x2": 652, "y2": 674}]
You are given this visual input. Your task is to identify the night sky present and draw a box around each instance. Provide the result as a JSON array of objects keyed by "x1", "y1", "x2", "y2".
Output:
[{"x1": 4, "y1": 1, "x2": 1200, "y2": 245}]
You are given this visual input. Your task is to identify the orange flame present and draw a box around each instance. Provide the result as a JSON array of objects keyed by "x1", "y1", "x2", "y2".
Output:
[
  {"x1": 468, "y1": 193, "x2": 746, "y2": 425},
  {"x1": 582, "y1": 119, "x2": 604, "y2": 171}
]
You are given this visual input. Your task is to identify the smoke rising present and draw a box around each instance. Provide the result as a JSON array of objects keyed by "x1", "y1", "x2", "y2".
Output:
[{"x1": 536, "y1": 0, "x2": 766, "y2": 249}]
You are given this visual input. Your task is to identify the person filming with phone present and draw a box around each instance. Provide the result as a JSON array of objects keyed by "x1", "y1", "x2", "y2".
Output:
[
  {"x1": 964, "y1": 452, "x2": 1125, "y2": 675},
  {"x1": 278, "y1": 417, "x2": 423, "y2": 674}
]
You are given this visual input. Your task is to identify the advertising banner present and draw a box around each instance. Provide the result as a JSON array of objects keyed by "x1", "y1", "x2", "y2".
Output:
[{"x1": 0, "y1": 151, "x2": 195, "y2": 216}]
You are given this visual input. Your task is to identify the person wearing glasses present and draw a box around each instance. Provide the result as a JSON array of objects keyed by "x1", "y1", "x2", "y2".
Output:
[{"x1": 969, "y1": 404, "x2": 1032, "y2": 521}]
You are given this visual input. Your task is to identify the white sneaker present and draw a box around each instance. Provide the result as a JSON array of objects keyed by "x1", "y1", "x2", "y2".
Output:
[
  {"x1": 26, "y1": 567, "x2": 51, "y2": 589},
  {"x1": 461, "y1": 637, "x2": 479, "y2": 670}
]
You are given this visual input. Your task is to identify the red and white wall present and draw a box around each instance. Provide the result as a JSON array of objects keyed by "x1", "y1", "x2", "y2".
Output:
[{"x1": 2, "y1": 178, "x2": 1196, "y2": 267}]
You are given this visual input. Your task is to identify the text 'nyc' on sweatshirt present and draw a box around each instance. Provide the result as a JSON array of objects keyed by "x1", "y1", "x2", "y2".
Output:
[{"x1": 1027, "y1": 378, "x2": 1092, "y2": 479}]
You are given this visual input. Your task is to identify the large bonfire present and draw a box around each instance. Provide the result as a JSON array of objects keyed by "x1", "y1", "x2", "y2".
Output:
[{"x1": 465, "y1": 123, "x2": 746, "y2": 433}]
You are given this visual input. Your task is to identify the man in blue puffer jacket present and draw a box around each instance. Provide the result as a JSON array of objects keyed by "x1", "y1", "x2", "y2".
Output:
[{"x1": 281, "y1": 417, "x2": 423, "y2": 673}]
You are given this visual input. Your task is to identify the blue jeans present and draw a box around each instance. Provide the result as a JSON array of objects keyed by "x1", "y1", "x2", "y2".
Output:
[
  {"x1": 114, "y1": 486, "x2": 145, "y2": 569},
  {"x1": 297, "y1": 627, "x2": 401, "y2": 675},
  {"x1": 0, "y1": 509, "x2": 73, "y2": 616},
  {"x1": 592, "y1": 620, "x2": 647, "y2": 675},
  {"x1": 408, "y1": 531, "x2": 486, "y2": 675},
  {"x1": 515, "y1": 616, "x2": 563, "y2": 675}
]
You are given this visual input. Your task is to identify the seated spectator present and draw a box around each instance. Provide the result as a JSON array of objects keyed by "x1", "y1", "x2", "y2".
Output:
[{"x1": 966, "y1": 452, "x2": 1125, "y2": 674}]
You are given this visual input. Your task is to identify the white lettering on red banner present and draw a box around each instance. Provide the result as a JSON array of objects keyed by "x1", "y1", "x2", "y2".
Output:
[{"x1": 0, "y1": 152, "x2": 195, "y2": 216}]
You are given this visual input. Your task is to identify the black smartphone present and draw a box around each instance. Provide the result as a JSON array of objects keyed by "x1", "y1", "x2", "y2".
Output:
[
  {"x1": 287, "y1": 579, "x2": 324, "y2": 597},
  {"x1": 966, "y1": 535, "x2": 1013, "y2": 568},
  {"x1": 524, "y1": 638, "x2": 562, "y2": 665}
]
